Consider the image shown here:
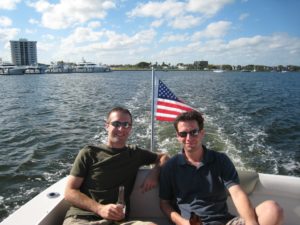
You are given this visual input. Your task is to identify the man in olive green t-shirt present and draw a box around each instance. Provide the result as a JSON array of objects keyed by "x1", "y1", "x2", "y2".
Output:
[{"x1": 63, "y1": 107, "x2": 168, "y2": 225}]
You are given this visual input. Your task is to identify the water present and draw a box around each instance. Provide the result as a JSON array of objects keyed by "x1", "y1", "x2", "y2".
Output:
[{"x1": 0, "y1": 71, "x2": 299, "y2": 221}]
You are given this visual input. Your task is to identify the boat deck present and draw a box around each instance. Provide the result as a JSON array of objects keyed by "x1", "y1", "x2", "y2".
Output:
[{"x1": 1, "y1": 169, "x2": 300, "y2": 225}]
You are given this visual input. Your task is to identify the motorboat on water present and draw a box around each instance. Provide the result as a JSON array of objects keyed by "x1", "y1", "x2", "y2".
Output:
[
  {"x1": 0, "y1": 62, "x2": 26, "y2": 75},
  {"x1": 213, "y1": 65, "x2": 224, "y2": 73},
  {"x1": 75, "y1": 61, "x2": 111, "y2": 73},
  {"x1": 212, "y1": 69, "x2": 224, "y2": 73},
  {"x1": 1, "y1": 169, "x2": 300, "y2": 225}
]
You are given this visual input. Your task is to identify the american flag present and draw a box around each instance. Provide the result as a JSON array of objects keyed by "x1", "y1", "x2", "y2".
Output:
[{"x1": 155, "y1": 79, "x2": 194, "y2": 121}]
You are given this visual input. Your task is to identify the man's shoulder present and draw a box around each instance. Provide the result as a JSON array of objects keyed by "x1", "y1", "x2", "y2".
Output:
[
  {"x1": 205, "y1": 146, "x2": 230, "y2": 161},
  {"x1": 164, "y1": 153, "x2": 182, "y2": 167},
  {"x1": 81, "y1": 144, "x2": 107, "y2": 152}
]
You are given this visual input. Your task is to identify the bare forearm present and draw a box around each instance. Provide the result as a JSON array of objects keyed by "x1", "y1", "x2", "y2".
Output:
[
  {"x1": 145, "y1": 153, "x2": 169, "y2": 182},
  {"x1": 160, "y1": 200, "x2": 188, "y2": 225},
  {"x1": 65, "y1": 189, "x2": 101, "y2": 215},
  {"x1": 157, "y1": 153, "x2": 169, "y2": 167},
  {"x1": 230, "y1": 186, "x2": 258, "y2": 224},
  {"x1": 151, "y1": 153, "x2": 169, "y2": 176}
]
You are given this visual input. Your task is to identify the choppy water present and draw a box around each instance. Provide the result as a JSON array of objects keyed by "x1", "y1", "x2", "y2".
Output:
[{"x1": 0, "y1": 71, "x2": 299, "y2": 221}]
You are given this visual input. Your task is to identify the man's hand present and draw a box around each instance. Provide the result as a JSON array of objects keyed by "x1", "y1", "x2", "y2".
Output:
[
  {"x1": 140, "y1": 169, "x2": 159, "y2": 193},
  {"x1": 140, "y1": 153, "x2": 169, "y2": 193},
  {"x1": 97, "y1": 203, "x2": 125, "y2": 221}
]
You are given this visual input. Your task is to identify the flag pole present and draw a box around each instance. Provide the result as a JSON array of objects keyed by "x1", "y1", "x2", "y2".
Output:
[{"x1": 150, "y1": 67, "x2": 155, "y2": 152}]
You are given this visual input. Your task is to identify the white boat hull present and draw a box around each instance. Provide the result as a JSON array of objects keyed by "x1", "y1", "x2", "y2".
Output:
[{"x1": 1, "y1": 169, "x2": 300, "y2": 225}]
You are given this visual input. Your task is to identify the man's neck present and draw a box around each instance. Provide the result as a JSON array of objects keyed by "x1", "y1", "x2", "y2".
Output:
[
  {"x1": 107, "y1": 142, "x2": 126, "y2": 149},
  {"x1": 184, "y1": 146, "x2": 204, "y2": 164}
]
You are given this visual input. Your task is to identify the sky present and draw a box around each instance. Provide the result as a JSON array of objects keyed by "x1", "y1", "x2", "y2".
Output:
[{"x1": 0, "y1": 0, "x2": 300, "y2": 66}]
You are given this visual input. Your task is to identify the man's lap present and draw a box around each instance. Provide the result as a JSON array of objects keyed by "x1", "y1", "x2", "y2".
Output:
[
  {"x1": 225, "y1": 217, "x2": 245, "y2": 225},
  {"x1": 63, "y1": 216, "x2": 154, "y2": 225}
]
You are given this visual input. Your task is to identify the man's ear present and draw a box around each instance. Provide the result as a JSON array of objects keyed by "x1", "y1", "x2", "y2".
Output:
[{"x1": 200, "y1": 129, "x2": 205, "y2": 138}]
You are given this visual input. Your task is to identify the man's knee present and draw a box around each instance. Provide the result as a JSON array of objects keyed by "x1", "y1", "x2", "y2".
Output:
[{"x1": 256, "y1": 200, "x2": 284, "y2": 224}]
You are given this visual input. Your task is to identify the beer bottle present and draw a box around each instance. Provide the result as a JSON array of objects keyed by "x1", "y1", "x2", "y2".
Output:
[
  {"x1": 117, "y1": 186, "x2": 126, "y2": 214},
  {"x1": 189, "y1": 212, "x2": 202, "y2": 225}
]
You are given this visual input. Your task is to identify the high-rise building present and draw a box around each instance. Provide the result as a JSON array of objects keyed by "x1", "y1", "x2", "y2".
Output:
[{"x1": 10, "y1": 39, "x2": 37, "y2": 66}]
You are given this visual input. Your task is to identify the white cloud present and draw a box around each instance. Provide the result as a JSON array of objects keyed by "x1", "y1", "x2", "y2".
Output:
[
  {"x1": 29, "y1": 18, "x2": 40, "y2": 25},
  {"x1": 27, "y1": 0, "x2": 51, "y2": 12},
  {"x1": 0, "y1": 0, "x2": 21, "y2": 10},
  {"x1": 88, "y1": 21, "x2": 102, "y2": 28},
  {"x1": 128, "y1": 0, "x2": 184, "y2": 19},
  {"x1": 41, "y1": 34, "x2": 55, "y2": 40},
  {"x1": 151, "y1": 19, "x2": 164, "y2": 28},
  {"x1": 128, "y1": 0, "x2": 188, "y2": 29},
  {"x1": 25, "y1": 28, "x2": 37, "y2": 34},
  {"x1": 55, "y1": 27, "x2": 156, "y2": 62},
  {"x1": 186, "y1": 0, "x2": 234, "y2": 16},
  {"x1": 61, "y1": 27, "x2": 104, "y2": 46},
  {"x1": 0, "y1": 16, "x2": 12, "y2": 27},
  {"x1": 28, "y1": 0, "x2": 116, "y2": 29},
  {"x1": 0, "y1": 27, "x2": 20, "y2": 42},
  {"x1": 154, "y1": 33, "x2": 300, "y2": 66},
  {"x1": 170, "y1": 15, "x2": 202, "y2": 29},
  {"x1": 239, "y1": 13, "x2": 249, "y2": 21},
  {"x1": 192, "y1": 21, "x2": 232, "y2": 41},
  {"x1": 160, "y1": 33, "x2": 189, "y2": 43},
  {"x1": 128, "y1": 0, "x2": 232, "y2": 30}
]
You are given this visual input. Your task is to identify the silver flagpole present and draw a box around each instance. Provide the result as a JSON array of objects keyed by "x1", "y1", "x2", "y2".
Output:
[{"x1": 150, "y1": 67, "x2": 155, "y2": 152}]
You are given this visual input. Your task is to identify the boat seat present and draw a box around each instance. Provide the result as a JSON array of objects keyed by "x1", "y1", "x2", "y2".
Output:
[
  {"x1": 129, "y1": 168, "x2": 171, "y2": 224},
  {"x1": 237, "y1": 170, "x2": 259, "y2": 194},
  {"x1": 129, "y1": 169, "x2": 259, "y2": 224}
]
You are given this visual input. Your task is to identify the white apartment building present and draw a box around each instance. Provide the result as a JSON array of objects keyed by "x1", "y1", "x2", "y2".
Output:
[{"x1": 10, "y1": 39, "x2": 37, "y2": 66}]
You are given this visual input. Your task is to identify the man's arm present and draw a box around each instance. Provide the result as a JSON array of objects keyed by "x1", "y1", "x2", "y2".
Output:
[
  {"x1": 160, "y1": 199, "x2": 189, "y2": 225},
  {"x1": 228, "y1": 184, "x2": 259, "y2": 225},
  {"x1": 64, "y1": 175, "x2": 124, "y2": 221},
  {"x1": 140, "y1": 153, "x2": 169, "y2": 192}
]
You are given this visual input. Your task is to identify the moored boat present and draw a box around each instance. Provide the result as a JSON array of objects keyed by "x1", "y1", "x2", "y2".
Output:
[
  {"x1": 75, "y1": 60, "x2": 111, "y2": 73},
  {"x1": 1, "y1": 169, "x2": 299, "y2": 225},
  {"x1": 0, "y1": 63, "x2": 26, "y2": 75},
  {"x1": 212, "y1": 69, "x2": 224, "y2": 73}
]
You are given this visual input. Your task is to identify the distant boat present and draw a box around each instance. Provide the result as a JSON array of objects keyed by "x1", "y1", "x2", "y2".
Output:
[
  {"x1": 212, "y1": 69, "x2": 224, "y2": 73},
  {"x1": 0, "y1": 62, "x2": 26, "y2": 75},
  {"x1": 213, "y1": 65, "x2": 224, "y2": 73},
  {"x1": 241, "y1": 69, "x2": 251, "y2": 72},
  {"x1": 75, "y1": 60, "x2": 111, "y2": 73}
]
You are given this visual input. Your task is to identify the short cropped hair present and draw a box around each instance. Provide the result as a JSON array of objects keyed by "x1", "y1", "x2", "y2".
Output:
[
  {"x1": 106, "y1": 107, "x2": 132, "y2": 123},
  {"x1": 173, "y1": 110, "x2": 204, "y2": 132}
]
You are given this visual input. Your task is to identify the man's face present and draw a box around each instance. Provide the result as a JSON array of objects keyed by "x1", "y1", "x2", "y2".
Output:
[
  {"x1": 106, "y1": 111, "x2": 132, "y2": 147},
  {"x1": 176, "y1": 120, "x2": 204, "y2": 152}
]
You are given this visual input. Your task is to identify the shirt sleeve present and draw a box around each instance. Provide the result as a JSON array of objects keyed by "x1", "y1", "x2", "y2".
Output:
[
  {"x1": 70, "y1": 146, "x2": 92, "y2": 177},
  {"x1": 159, "y1": 158, "x2": 175, "y2": 200},
  {"x1": 218, "y1": 152, "x2": 239, "y2": 189},
  {"x1": 137, "y1": 147, "x2": 158, "y2": 165}
]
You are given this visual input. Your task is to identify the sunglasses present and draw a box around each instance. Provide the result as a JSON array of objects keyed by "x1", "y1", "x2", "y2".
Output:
[
  {"x1": 110, "y1": 121, "x2": 132, "y2": 129},
  {"x1": 177, "y1": 129, "x2": 200, "y2": 138}
]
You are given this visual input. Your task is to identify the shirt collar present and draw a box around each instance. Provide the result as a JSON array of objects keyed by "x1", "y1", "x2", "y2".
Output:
[{"x1": 177, "y1": 145, "x2": 215, "y2": 166}]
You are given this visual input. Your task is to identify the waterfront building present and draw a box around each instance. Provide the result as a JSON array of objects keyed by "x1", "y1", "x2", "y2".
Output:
[
  {"x1": 10, "y1": 39, "x2": 37, "y2": 66},
  {"x1": 194, "y1": 60, "x2": 209, "y2": 70}
]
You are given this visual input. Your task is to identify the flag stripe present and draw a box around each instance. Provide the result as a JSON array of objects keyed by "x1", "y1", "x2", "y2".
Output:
[
  {"x1": 155, "y1": 79, "x2": 194, "y2": 122},
  {"x1": 157, "y1": 99, "x2": 193, "y2": 112},
  {"x1": 156, "y1": 111, "x2": 179, "y2": 118},
  {"x1": 156, "y1": 108, "x2": 182, "y2": 116},
  {"x1": 155, "y1": 116, "x2": 176, "y2": 122}
]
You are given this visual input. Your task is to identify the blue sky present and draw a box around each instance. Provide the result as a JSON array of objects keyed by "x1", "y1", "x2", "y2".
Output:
[{"x1": 0, "y1": 0, "x2": 300, "y2": 66}]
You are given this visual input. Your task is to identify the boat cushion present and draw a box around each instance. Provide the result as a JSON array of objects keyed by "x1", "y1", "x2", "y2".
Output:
[{"x1": 237, "y1": 170, "x2": 259, "y2": 194}]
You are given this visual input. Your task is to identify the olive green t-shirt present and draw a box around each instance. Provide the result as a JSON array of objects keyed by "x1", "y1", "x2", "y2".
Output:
[{"x1": 65, "y1": 144, "x2": 158, "y2": 219}]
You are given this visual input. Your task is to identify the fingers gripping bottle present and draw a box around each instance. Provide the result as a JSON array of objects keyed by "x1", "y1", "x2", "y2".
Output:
[
  {"x1": 189, "y1": 212, "x2": 202, "y2": 225},
  {"x1": 117, "y1": 186, "x2": 126, "y2": 214}
]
